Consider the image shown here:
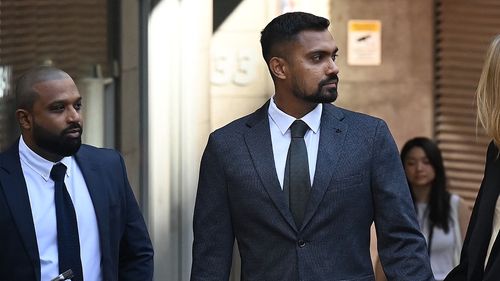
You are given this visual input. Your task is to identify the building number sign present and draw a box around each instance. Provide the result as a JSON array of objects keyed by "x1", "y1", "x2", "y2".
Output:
[{"x1": 211, "y1": 49, "x2": 257, "y2": 86}]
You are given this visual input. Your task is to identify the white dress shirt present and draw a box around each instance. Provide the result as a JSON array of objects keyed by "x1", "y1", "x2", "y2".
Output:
[
  {"x1": 485, "y1": 195, "x2": 500, "y2": 268},
  {"x1": 19, "y1": 137, "x2": 102, "y2": 281},
  {"x1": 268, "y1": 97, "x2": 322, "y2": 189}
]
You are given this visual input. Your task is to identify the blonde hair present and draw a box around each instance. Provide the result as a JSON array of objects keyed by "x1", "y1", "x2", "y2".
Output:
[{"x1": 477, "y1": 35, "x2": 500, "y2": 147}]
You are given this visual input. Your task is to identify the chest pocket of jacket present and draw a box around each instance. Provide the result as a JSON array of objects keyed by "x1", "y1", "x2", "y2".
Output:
[{"x1": 326, "y1": 174, "x2": 362, "y2": 193}]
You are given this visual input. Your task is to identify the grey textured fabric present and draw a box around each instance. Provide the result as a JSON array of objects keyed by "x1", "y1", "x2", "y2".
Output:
[{"x1": 191, "y1": 101, "x2": 434, "y2": 281}]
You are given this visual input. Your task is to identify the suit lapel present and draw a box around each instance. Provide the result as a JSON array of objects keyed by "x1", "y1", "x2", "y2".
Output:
[
  {"x1": 74, "y1": 148, "x2": 110, "y2": 269},
  {"x1": 0, "y1": 140, "x2": 41, "y2": 281},
  {"x1": 468, "y1": 145, "x2": 500, "y2": 278},
  {"x1": 244, "y1": 101, "x2": 297, "y2": 231},
  {"x1": 301, "y1": 104, "x2": 347, "y2": 230},
  {"x1": 479, "y1": 150, "x2": 500, "y2": 278}
]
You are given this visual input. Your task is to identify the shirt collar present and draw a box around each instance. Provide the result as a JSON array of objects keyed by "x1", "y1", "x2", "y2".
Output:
[
  {"x1": 268, "y1": 97, "x2": 322, "y2": 135},
  {"x1": 19, "y1": 136, "x2": 74, "y2": 182}
]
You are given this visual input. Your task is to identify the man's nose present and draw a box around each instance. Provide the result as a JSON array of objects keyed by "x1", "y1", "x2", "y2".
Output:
[
  {"x1": 66, "y1": 107, "x2": 81, "y2": 123},
  {"x1": 327, "y1": 58, "x2": 340, "y2": 75}
]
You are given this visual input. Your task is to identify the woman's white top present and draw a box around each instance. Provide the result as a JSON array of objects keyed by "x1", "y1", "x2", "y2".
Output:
[{"x1": 416, "y1": 194, "x2": 462, "y2": 281}]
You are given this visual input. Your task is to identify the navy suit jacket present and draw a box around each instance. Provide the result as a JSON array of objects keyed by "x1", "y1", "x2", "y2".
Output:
[
  {"x1": 445, "y1": 142, "x2": 500, "y2": 281},
  {"x1": 191, "y1": 102, "x2": 434, "y2": 281},
  {"x1": 0, "y1": 140, "x2": 153, "y2": 281}
]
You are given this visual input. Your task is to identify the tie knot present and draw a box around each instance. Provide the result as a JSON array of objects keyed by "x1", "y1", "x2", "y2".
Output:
[
  {"x1": 50, "y1": 163, "x2": 67, "y2": 182},
  {"x1": 290, "y1": 120, "x2": 309, "y2": 138}
]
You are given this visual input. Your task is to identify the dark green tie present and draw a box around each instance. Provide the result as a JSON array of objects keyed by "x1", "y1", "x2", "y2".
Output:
[{"x1": 286, "y1": 120, "x2": 311, "y2": 228}]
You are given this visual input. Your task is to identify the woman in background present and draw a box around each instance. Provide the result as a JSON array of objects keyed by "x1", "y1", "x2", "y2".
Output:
[
  {"x1": 375, "y1": 137, "x2": 470, "y2": 281},
  {"x1": 445, "y1": 34, "x2": 500, "y2": 281},
  {"x1": 401, "y1": 137, "x2": 471, "y2": 281}
]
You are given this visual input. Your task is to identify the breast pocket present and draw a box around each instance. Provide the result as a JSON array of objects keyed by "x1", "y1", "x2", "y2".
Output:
[{"x1": 326, "y1": 174, "x2": 363, "y2": 192}]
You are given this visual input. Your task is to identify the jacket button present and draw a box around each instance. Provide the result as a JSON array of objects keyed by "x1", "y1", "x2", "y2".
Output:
[{"x1": 298, "y1": 240, "x2": 306, "y2": 248}]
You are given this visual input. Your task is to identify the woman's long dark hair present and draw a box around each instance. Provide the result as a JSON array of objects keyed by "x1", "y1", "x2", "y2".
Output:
[{"x1": 401, "y1": 137, "x2": 451, "y2": 233}]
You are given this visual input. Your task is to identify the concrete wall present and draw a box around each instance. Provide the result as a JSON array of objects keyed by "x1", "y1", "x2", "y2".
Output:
[
  {"x1": 330, "y1": 0, "x2": 434, "y2": 147},
  {"x1": 120, "y1": 0, "x2": 141, "y2": 199},
  {"x1": 148, "y1": 1, "x2": 212, "y2": 280},
  {"x1": 210, "y1": 0, "x2": 275, "y2": 131}
]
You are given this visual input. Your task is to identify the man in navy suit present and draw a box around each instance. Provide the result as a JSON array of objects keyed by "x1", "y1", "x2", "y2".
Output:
[
  {"x1": 0, "y1": 66, "x2": 153, "y2": 281},
  {"x1": 191, "y1": 12, "x2": 434, "y2": 281}
]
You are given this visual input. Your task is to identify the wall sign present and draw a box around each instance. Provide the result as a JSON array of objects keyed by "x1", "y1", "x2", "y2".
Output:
[{"x1": 347, "y1": 20, "x2": 382, "y2": 66}]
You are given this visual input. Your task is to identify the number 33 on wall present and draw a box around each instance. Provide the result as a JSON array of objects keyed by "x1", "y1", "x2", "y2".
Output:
[{"x1": 211, "y1": 49, "x2": 257, "y2": 86}]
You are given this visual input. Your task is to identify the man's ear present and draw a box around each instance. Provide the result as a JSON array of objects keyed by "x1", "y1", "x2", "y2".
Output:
[
  {"x1": 16, "y1": 109, "x2": 32, "y2": 131},
  {"x1": 269, "y1": 57, "x2": 288, "y2": 80}
]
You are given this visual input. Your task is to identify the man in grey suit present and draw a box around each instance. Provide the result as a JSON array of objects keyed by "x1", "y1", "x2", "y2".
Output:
[{"x1": 191, "y1": 12, "x2": 434, "y2": 281}]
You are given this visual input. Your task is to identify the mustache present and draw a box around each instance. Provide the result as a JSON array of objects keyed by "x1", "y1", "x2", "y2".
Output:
[
  {"x1": 319, "y1": 75, "x2": 339, "y2": 87},
  {"x1": 61, "y1": 123, "x2": 82, "y2": 135}
]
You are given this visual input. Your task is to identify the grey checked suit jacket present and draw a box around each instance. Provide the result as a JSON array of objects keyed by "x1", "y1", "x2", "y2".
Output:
[{"x1": 191, "y1": 101, "x2": 434, "y2": 281}]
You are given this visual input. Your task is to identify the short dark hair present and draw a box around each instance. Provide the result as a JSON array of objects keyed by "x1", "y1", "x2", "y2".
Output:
[
  {"x1": 15, "y1": 66, "x2": 70, "y2": 110},
  {"x1": 400, "y1": 137, "x2": 451, "y2": 232},
  {"x1": 260, "y1": 12, "x2": 330, "y2": 63}
]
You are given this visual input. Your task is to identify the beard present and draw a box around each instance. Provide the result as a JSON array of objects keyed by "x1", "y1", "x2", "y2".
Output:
[
  {"x1": 32, "y1": 121, "x2": 83, "y2": 157},
  {"x1": 293, "y1": 75, "x2": 339, "y2": 103}
]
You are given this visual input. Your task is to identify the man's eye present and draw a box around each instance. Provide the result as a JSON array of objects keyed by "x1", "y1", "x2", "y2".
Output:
[
  {"x1": 312, "y1": 54, "x2": 322, "y2": 61},
  {"x1": 50, "y1": 105, "x2": 65, "y2": 112},
  {"x1": 74, "y1": 102, "x2": 82, "y2": 111},
  {"x1": 332, "y1": 54, "x2": 339, "y2": 62}
]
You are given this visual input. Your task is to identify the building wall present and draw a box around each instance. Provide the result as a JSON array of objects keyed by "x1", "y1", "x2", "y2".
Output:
[
  {"x1": 120, "y1": 0, "x2": 141, "y2": 199},
  {"x1": 330, "y1": 0, "x2": 435, "y2": 147},
  {"x1": 148, "y1": 1, "x2": 212, "y2": 280}
]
